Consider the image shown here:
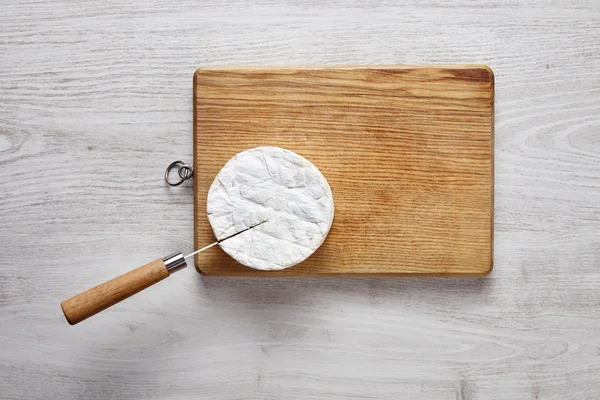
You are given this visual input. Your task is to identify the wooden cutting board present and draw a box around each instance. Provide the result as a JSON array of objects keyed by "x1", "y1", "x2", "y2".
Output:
[{"x1": 193, "y1": 65, "x2": 494, "y2": 276}]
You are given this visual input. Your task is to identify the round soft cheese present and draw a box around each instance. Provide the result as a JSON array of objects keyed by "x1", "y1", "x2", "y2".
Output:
[{"x1": 206, "y1": 146, "x2": 334, "y2": 270}]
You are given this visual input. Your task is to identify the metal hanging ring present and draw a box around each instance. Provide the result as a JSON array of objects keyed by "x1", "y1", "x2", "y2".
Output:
[
  {"x1": 165, "y1": 160, "x2": 193, "y2": 186},
  {"x1": 178, "y1": 164, "x2": 193, "y2": 180}
]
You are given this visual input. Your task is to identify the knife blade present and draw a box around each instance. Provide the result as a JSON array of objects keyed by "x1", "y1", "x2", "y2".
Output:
[{"x1": 184, "y1": 220, "x2": 267, "y2": 259}]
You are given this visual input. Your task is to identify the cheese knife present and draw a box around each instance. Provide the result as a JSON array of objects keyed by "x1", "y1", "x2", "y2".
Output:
[{"x1": 60, "y1": 221, "x2": 265, "y2": 325}]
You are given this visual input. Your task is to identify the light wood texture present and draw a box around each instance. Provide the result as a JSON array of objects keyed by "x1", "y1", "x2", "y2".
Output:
[
  {"x1": 194, "y1": 65, "x2": 494, "y2": 276},
  {"x1": 1, "y1": 0, "x2": 600, "y2": 399},
  {"x1": 61, "y1": 258, "x2": 170, "y2": 325}
]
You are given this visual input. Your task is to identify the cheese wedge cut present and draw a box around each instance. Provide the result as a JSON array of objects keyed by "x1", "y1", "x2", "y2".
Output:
[{"x1": 206, "y1": 146, "x2": 334, "y2": 270}]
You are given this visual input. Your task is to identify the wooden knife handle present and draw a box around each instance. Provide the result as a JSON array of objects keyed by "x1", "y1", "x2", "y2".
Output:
[{"x1": 61, "y1": 258, "x2": 170, "y2": 325}]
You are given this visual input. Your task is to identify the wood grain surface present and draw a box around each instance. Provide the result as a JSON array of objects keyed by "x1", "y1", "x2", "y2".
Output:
[
  {"x1": 194, "y1": 65, "x2": 494, "y2": 276},
  {"x1": 1, "y1": 0, "x2": 600, "y2": 399}
]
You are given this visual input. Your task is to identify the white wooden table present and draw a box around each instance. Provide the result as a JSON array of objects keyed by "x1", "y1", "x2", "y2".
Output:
[{"x1": 1, "y1": 1, "x2": 599, "y2": 398}]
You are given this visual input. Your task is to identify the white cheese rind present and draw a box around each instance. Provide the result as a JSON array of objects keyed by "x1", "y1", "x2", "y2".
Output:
[{"x1": 206, "y1": 146, "x2": 334, "y2": 270}]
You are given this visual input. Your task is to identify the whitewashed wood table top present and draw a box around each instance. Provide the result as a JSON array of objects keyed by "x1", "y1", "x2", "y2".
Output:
[{"x1": 1, "y1": 1, "x2": 599, "y2": 399}]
